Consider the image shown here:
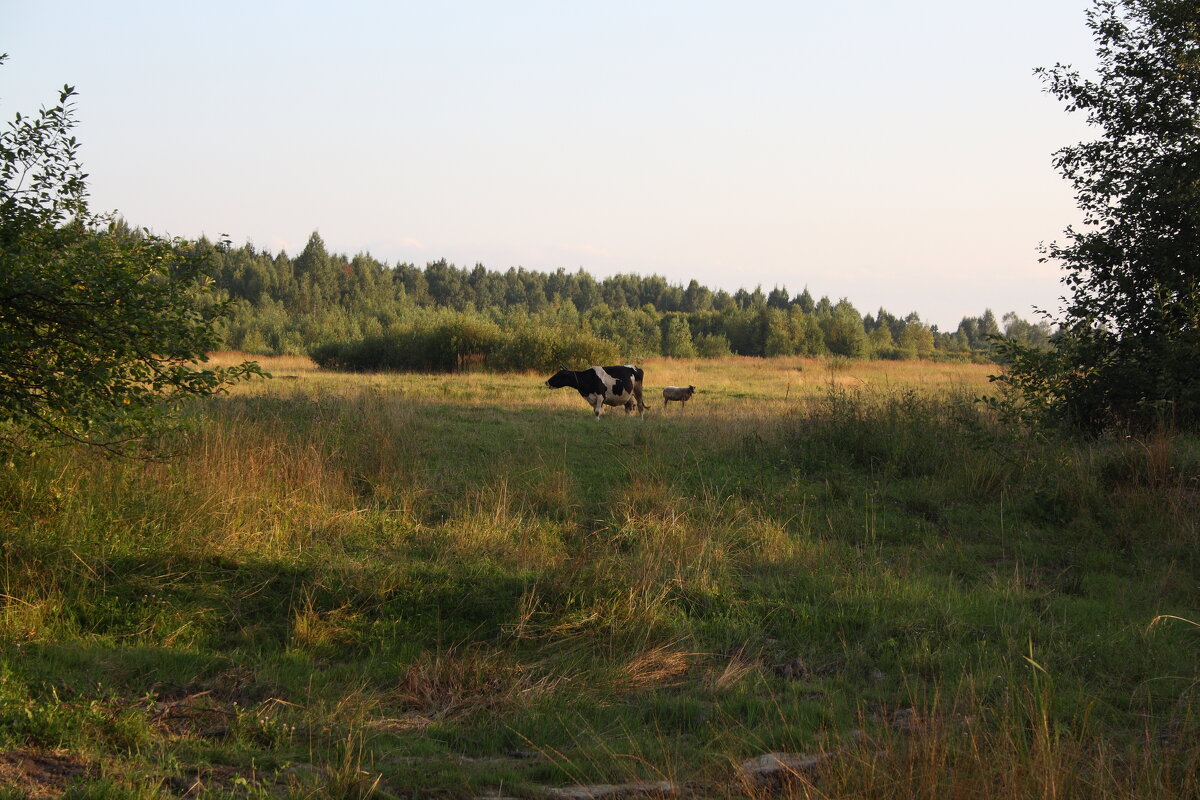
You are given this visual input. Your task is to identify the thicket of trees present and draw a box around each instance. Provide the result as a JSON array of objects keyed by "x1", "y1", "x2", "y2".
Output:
[
  {"x1": 0, "y1": 59, "x2": 259, "y2": 454},
  {"x1": 199, "y1": 231, "x2": 1050, "y2": 372},
  {"x1": 996, "y1": 0, "x2": 1200, "y2": 432}
]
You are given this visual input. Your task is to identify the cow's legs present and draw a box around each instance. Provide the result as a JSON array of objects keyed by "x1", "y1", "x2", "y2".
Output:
[{"x1": 593, "y1": 397, "x2": 604, "y2": 419}]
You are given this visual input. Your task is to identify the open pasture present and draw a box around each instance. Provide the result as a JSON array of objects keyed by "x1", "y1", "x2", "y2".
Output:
[
  {"x1": 1, "y1": 355, "x2": 1197, "y2": 798},
  {"x1": 207, "y1": 352, "x2": 998, "y2": 417}
]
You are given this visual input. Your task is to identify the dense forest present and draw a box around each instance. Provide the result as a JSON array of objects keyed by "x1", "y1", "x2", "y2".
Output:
[{"x1": 195, "y1": 230, "x2": 1052, "y2": 372}]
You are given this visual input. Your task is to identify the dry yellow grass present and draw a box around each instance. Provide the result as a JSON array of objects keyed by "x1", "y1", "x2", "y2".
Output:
[
  {"x1": 395, "y1": 645, "x2": 565, "y2": 721},
  {"x1": 207, "y1": 352, "x2": 998, "y2": 416},
  {"x1": 643, "y1": 354, "x2": 996, "y2": 399},
  {"x1": 204, "y1": 350, "x2": 320, "y2": 375},
  {"x1": 618, "y1": 642, "x2": 692, "y2": 691}
]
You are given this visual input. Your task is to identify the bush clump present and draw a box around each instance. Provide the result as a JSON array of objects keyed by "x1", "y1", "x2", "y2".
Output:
[{"x1": 311, "y1": 313, "x2": 620, "y2": 373}]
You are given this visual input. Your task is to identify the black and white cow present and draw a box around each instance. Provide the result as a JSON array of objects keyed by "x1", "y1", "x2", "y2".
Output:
[{"x1": 545, "y1": 364, "x2": 646, "y2": 419}]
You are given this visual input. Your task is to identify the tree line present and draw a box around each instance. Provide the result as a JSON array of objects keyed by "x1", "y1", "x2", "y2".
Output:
[
  {"x1": 6, "y1": 0, "x2": 1195, "y2": 453},
  {"x1": 199, "y1": 231, "x2": 1050, "y2": 372}
]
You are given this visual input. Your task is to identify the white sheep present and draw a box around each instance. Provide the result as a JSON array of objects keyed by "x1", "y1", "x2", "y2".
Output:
[{"x1": 662, "y1": 385, "x2": 696, "y2": 408}]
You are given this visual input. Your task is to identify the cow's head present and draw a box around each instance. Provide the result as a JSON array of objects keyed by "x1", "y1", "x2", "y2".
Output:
[{"x1": 545, "y1": 365, "x2": 574, "y2": 389}]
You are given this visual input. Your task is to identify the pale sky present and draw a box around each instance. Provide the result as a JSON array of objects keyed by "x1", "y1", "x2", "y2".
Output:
[{"x1": 3, "y1": 1, "x2": 1098, "y2": 329}]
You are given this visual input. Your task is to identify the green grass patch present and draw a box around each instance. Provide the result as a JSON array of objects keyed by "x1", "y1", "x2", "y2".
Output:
[{"x1": 0, "y1": 356, "x2": 1197, "y2": 798}]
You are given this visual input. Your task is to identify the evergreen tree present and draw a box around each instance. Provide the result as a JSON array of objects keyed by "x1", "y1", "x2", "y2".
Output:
[
  {"x1": 766, "y1": 286, "x2": 791, "y2": 309},
  {"x1": 712, "y1": 290, "x2": 737, "y2": 311},
  {"x1": 293, "y1": 232, "x2": 336, "y2": 308},
  {"x1": 573, "y1": 271, "x2": 603, "y2": 311},
  {"x1": 682, "y1": 279, "x2": 713, "y2": 312}
]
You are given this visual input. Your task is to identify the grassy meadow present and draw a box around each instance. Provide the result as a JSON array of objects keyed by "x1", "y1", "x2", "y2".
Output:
[{"x1": 1, "y1": 354, "x2": 1197, "y2": 798}]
